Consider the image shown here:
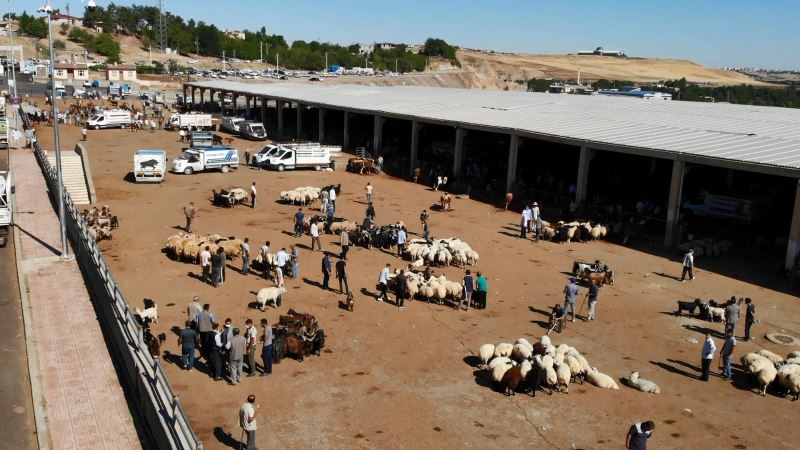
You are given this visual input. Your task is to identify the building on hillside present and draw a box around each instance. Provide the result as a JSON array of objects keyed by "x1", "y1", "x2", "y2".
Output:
[
  {"x1": 406, "y1": 44, "x2": 424, "y2": 54},
  {"x1": 50, "y1": 13, "x2": 83, "y2": 26},
  {"x1": 577, "y1": 46, "x2": 626, "y2": 57},
  {"x1": 224, "y1": 29, "x2": 246, "y2": 40},
  {"x1": 0, "y1": 19, "x2": 18, "y2": 37},
  {"x1": 32, "y1": 63, "x2": 49, "y2": 79},
  {"x1": 598, "y1": 89, "x2": 672, "y2": 100},
  {"x1": 106, "y1": 64, "x2": 137, "y2": 81},
  {"x1": 53, "y1": 63, "x2": 89, "y2": 81},
  {"x1": 358, "y1": 43, "x2": 374, "y2": 55}
]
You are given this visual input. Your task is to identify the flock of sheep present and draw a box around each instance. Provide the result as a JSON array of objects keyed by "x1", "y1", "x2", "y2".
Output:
[
  {"x1": 678, "y1": 238, "x2": 734, "y2": 258},
  {"x1": 164, "y1": 232, "x2": 243, "y2": 263},
  {"x1": 741, "y1": 349, "x2": 800, "y2": 399},
  {"x1": 478, "y1": 335, "x2": 660, "y2": 396},
  {"x1": 540, "y1": 220, "x2": 608, "y2": 243},
  {"x1": 405, "y1": 238, "x2": 480, "y2": 268},
  {"x1": 81, "y1": 206, "x2": 119, "y2": 241},
  {"x1": 280, "y1": 186, "x2": 321, "y2": 205},
  {"x1": 388, "y1": 270, "x2": 465, "y2": 304}
]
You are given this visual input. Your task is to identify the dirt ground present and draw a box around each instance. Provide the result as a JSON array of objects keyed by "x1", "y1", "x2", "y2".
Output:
[{"x1": 31, "y1": 117, "x2": 800, "y2": 450}]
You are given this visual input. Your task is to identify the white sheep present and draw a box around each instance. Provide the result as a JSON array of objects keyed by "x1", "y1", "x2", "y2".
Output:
[
  {"x1": 491, "y1": 360, "x2": 514, "y2": 383},
  {"x1": 749, "y1": 362, "x2": 777, "y2": 396},
  {"x1": 787, "y1": 351, "x2": 800, "y2": 360},
  {"x1": 540, "y1": 335, "x2": 552, "y2": 347},
  {"x1": 757, "y1": 349, "x2": 784, "y2": 366},
  {"x1": 564, "y1": 354, "x2": 584, "y2": 382},
  {"x1": 512, "y1": 343, "x2": 533, "y2": 362},
  {"x1": 520, "y1": 360, "x2": 533, "y2": 380},
  {"x1": 777, "y1": 364, "x2": 800, "y2": 400},
  {"x1": 135, "y1": 306, "x2": 158, "y2": 324},
  {"x1": 741, "y1": 352, "x2": 768, "y2": 367},
  {"x1": 622, "y1": 371, "x2": 661, "y2": 394},
  {"x1": 707, "y1": 306, "x2": 725, "y2": 323},
  {"x1": 255, "y1": 286, "x2": 288, "y2": 311},
  {"x1": 478, "y1": 344, "x2": 495, "y2": 366},
  {"x1": 567, "y1": 349, "x2": 591, "y2": 374},
  {"x1": 785, "y1": 357, "x2": 800, "y2": 366},
  {"x1": 555, "y1": 343, "x2": 571, "y2": 357},
  {"x1": 555, "y1": 363, "x2": 572, "y2": 393},
  {"x1": 586, "y1": 367, "x2": 619, "y2": 390},
  {"x1": 494, "y1": 342, "x2": 514, "y2": 358},
  {"x1": 545, "y1": 344, "x2": 556, "y2": 358},
  {"x1": 515, "y1": 338, "x2": 534, "y2": 352},
  {"x1": 488, "y1": 356, "x2": 513, "y2": 370}
]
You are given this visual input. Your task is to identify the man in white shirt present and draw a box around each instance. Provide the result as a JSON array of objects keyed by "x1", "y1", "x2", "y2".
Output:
[
  {"x1": 199, "y1": 246, "x2": 212, "y2": 284},
  {"x1": 378, "y1": 263, "x2": 391, "y2": 302},
  {"x1": 519, "y1": 210, "x2": 528, "y2": 239},
  {"x1": 239, "y1": 395, "x2": 259, "y2": 450},
  {"x1": 240, "y1": 238, "x2": 251, "y2": 275},
  {"x1": 531, "y1": 202, "x2": 541, "y2": 241},
  {"x1": 250, "y1": 182, "x2": 257, "y2": 208},
  {"x1": 365, "y1": 183, "x2": 373, "y2": 204},
  {"x1": 523, "y1": 205, "x2": 532, "y2": 233},
  {"x1": 329, "y1": 187, "x2": 337, "y2": 210},
  {"x1": 260, "y1": 241, "x2": 270, "y2": 280},
  {"x1": 700, "y1": 333, "x2": 716, "y2": 381},
  {"x1": 276, "y1": 248, "x2": 289, "y2": 279},
  {"x1": 680, "y1": 248, "x2": 695, "y2": 282},
  {"x1": 310, "y1": 221, "x2": 322, "y2": 251}
]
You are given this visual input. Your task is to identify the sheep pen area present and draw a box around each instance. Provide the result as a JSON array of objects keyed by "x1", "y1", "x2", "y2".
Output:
[{"x1": 37, "y1": 122, "x2": 800, "y2": 450}]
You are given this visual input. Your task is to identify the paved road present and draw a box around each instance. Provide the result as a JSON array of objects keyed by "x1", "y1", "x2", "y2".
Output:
[{"x1": 0, "y1": 130, "x2": 38, "y2": 449}]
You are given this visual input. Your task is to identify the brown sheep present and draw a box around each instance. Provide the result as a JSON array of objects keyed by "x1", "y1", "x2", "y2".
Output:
[{"x1": 501, "y1": 365, "x2": 524, "y2": 396}]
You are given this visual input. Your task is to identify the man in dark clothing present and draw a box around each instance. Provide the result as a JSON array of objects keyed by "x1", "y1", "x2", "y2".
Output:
[
  {"x1": 395, "y1": 270, "x2": 407, "y2": 309},
  {"x1": 178, "y1": 320, "x2": 199, "y2": 371},
  {"x1": 744, "y1": 298, "x2": 756, "y2": 341},
  {"x1": 197, "y1": 304, "x2": 215, "y2": 360},
  {"x1": 366, "y1": 202, "x2": 376, "y2": 221},
  {"x1": 260, "y1": 318, "x2": 273, "y2": 376},
  {"x1": 724, "y1": 297, "x2": 739, "y2": 336},
  {"x1": 321, "y1": 254, "x2": 332, "y2": 290},
  {"x1": 294, "y1": 207, "x2": 305, "y2": 237},
  {"x1": 211, "y1": 249, "x2": 224, "y2": 288},
  {"x1": 336, "y1": 257, "x2": 349, "y2": 294},
  {"x1": 626, "y1": 421, "x2": 654, "y2": 450},
  {"x1": 211, "y1": 323, "x2": 223, "y2": 381}
]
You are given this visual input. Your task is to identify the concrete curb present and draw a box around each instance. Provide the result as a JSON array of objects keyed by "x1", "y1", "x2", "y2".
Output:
[{"x1": 10, "y1": 104, "x2": 52, "y2": 450}]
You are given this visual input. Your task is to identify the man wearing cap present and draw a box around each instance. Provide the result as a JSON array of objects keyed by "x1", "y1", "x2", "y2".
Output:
[
  {"x1": 531, "y1": 202, "x2": 541, "y2": 242},
  {"x1": 563, "y1": 277, "x2": 579, "y2": 322}
]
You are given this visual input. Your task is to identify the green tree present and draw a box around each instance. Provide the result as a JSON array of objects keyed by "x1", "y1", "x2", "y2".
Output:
[
  {"x1": 59, "y1": 22, "x2": 69, "y2": 35},
  {"x1": 18, "y1": 12, "x2": 48, "y2": 39},
  {"x1": 94, "y1": 33, "x2": 121, "y2": 63},
  {"x1": 53, "y1": 39, "x2": 66, "y2": 50}
]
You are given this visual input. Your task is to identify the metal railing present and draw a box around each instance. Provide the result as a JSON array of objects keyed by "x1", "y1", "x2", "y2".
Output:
[{"x1": 21, "y1": 113, "x2": 202, "y2": 450}]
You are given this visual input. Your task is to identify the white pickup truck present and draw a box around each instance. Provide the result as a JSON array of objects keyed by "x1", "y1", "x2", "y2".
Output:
[
  {"x1": 167, "y1": 113, "x2": 213, "y2": 131},
  {"x1": 171, "y1": 147, "x2": 240, "y2": 175},
  {"x1": 265, "y1": 144, "x2": 331, "y2": 171}
]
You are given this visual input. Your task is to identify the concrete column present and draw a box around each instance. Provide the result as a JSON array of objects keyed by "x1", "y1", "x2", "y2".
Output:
[
  {"x1": 410, "y1": 119, "x2": 420, "y2": 177},
  {"x1": 260, "y1": 97, "x2": 267, "y2": 125},
  {"x1": 277, "y1": 101, "x2": 284, "y2": 137},
  {"x1": 343, "y1": 111, "x2": 351, "y2": 150},
  {"x1": 786, "y1": 179, "x2": 800, "y2": 270},
  {"x1": 245, "y1": 95, "x2": 251, "y2": 119},
  {"x1": 296, "y1": 104, "x2": 303, "y2": 139},
  {"x1": 318, "y1": 108, "x2": 326, "y2": 143},
  {"x1": 199, "y1": 89, "x2": 206, "y2": 112},
  {"x1": 373, "y1": 115, "x2": 385, "y2": 153},
  {"x1": 506, "y1": 134, "x2": 520, "y2": 192},
  {"x1": 664, "y1": 159, "x2": 686, "y2": 248},
  {"x1": 182, "y1": 85, "x2": 188, "y2": 105},
  {"x1": 575, "y1": 145, "x2": 593, "y2": 211},
  {"x1": 191, "y1": 87, "x2": 196, "y2": 108},
  {"x1": 453, "y1": 127, "x2": 466, "y2": 179}
]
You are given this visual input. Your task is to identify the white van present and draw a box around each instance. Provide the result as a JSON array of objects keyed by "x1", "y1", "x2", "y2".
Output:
[
  {"x1": 683, "y1": 191, "x2": 752, "y2": 224},
  {"x1": 238, "y1": 121, "x2": 267, "y2": 140},
  {"x1": 88, "y1": 109, "x2": 132, "y2": 129}
]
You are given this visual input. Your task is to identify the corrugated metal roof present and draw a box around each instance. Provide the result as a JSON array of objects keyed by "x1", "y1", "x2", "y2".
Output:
[{"x1": 186, "y1": 80, "x2": 800, "y2": 175}]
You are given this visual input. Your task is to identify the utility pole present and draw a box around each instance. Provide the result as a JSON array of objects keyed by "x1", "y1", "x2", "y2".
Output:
[
  {"x1": 195, "y1": 38, "x2": 199, "y2": 55},
  {"x1": 260, "y1": 41, "x2": 263, "y2": 63},
  {"x1": 276, "y1": 52, "x2": 279, "y2": 71},
  {"x1": 222, "y1": 50, "x2": 226, "y2": 70},
  {"x1": 395, "y1": 58, "x2": 398, "y2": 74},
  {"x1": 159, "y1": 0, "x2": 166, "y2": 52},
  {"x1": 149, "y1": 45, "x2": 152, "y2": 65},
  {"x1": 324, "y1": 52, "x2": 328, "y2": 71}
]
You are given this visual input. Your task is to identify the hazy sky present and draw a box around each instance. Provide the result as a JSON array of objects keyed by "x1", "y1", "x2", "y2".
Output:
[{"x1": 16, "y1": 0, "x2": 800, "y2": 69}]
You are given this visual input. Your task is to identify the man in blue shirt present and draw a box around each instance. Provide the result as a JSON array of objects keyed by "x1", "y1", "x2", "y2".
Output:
[
  {"x1": 461, "y1": 270, "x2": 474, "y2": 311},
  {"x1": 701, "y1": 333, "x2": 716, "y2": 381},
  {"x1": 396, "y1": 227, "x2": 407, "y2": 256},
  {"x1": 378, "y1": 263, "x2": 391, "y2": 301},
  {"x1": 293, "y1": 207, "x2": 305, "y2": 237},
  {"x1": 321, "y1": 254, "x2": 332, "y2": 290}
]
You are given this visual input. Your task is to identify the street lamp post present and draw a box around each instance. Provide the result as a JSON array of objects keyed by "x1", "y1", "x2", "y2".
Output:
[{"x1": 39, "y1": 1, "x2": 69, "y2": 259}]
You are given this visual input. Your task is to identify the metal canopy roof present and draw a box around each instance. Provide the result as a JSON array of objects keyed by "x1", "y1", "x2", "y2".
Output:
[{"x1": 186, "y1": 80, "x2": 800, "y2": 177}]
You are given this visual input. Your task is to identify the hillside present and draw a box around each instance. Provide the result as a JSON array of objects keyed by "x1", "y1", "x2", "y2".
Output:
[{"x1": 457, "y1": 49, "x2": 768, "y2": 86}]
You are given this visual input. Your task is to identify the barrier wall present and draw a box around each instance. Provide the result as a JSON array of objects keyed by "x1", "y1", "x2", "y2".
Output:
[{"x1": 22, "y1": 113, "x2": 202, "y2": 450}]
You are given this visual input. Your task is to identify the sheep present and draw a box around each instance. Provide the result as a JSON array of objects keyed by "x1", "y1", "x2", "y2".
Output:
[
  {"x1": 512, "y1": 343, "x2": 533, "y2": 362},
  {"x1": 787, "y1": 351, "x2": 800, "y2": 360},
  {"x1": 706, "y1": 306, "x2": 725, "y2": 323},
  {"x1": 478, "y1": 344, "x2": 495, "y2": 367},
  {"x1": 527, "y1": 360, "x2": 553, "y2": 396},
  {"x1": 622, "y1": 371, "x2": 661, "y2": 394},
  {"x1": 555, "y1": 344, "x2": 571, "y2": 357},
  {"x1": 515, "y1": 338, "x2": 533, "y2": 351},
  {"x1": 586, "y1": 367, "x2": 619, "y2": 390},
  {"x1": 564, "y1": 354, "x2": 584, "y2": 383},
  {"x1": 492, "y1": 359, "x2": 514, "y2": 383},
  {"x1": 540, "y1": 335, "x2": 552, "y2": 347},
  {"x1": 500, "y1": 366, "x2": 524, "y2": 396},
  {"x1": 566, "y1": 349, "x2": 591, "y2": 374},
  {"x1": 749, "y1": 362, "x2": 777, "y2": 396},
  {"x1": 545, "y1": 344, "x2": 556, "y2": 358},
  {"x1": 488, "y1": 356, "x2": 512, "y2": 370},
  {"x1": 757, "y1": 349, "x2": 784, "y2": 366},
  {"x1": 555, "y1": 362, "x2": 572, "y2": 393},
  {"x1": 494, "y1": 342, "x2": 514, "y2": 358},
  {"x1": 519, "y1": 360, "x2": 533, "y2": 380},
  {"x1": 776, "y1": 365, "x2": 800, "y2": 400},
  {"x1": 785, "y1": 357, "x2": 800, "y2": 366},
  {"x1": 255, "y1": 286, "x2": 288, "y2": 311},
  {"x1": 134, "y1": 305, "x2": 158, "y2": 324},
  {"x1": 741, "y1": 352, "x2": 768, "y2": 368},
  {"x1": 748, "y1": 357, "x2": 773, "y2": 375}
]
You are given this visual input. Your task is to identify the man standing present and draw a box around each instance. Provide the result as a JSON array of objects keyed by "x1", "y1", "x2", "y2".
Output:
[
  {"x1": 260, "y1": 241, "x2": 271, "y2": 280},
  {"x1": 82, "y1": 125, "x2": 87, "y2": 141},
  {"x1": 563, "y1": 277, "x2": 579, "y2": 322},
  {"x1": 340, "y1": 229, "x2": 350, "y2": 260},
  {"x1": 420, "y1": 209, "x2": 429, "y2": 227},
  {"x1": 211, "y1": 323, "x2": 224, "y2": 381},
  {"x1": 276, "y1": 247, "x2": 289, "y2": 279},
  {"x1": 245, "y1": 319, "x2": 259, "y2": 377},
  {"x1": 336, "y1": 257, "x2": 349, "y2": 294},
  {"x1": 310, "y1": 220, "x2": 322, "y2": 251},
  {"x1": 200, "y1": 246, "x2": 212, "y2": 284},
  {"x1": 178, "y1": 320, "x2": 198, "y2": 371},
  {"x1": 680, "y1": 248, "x2": 695, "y2": 282},
  {"x1": 182, "y1": 202, "x2": 197, "y2": 232},
  {"x1": 197, "y1": 304, "x2": 215, "y2": 360},
  {"x1": 239, "y1": 395, "x2": 259, "y2": 450},
  {"x1": 724, "y1": 297, "x2": 739, "y2": 336},
  {"x1": 475, "y1": 272, "x2": 488, "y2": 309},
  {"x1": 461, "y1": 269, "x2": 474, "y2": 311},
  {"x1": 378, "y1": 263, "x2": 391, "y2": 302},
  {"x1": 211, "y1": 248, "x2": 224, "y2": 287},
  {"x1": 395, "y1": 269, "x2": 407, "y2": 309},
  {"x1": 587, "y1": 280, "x2": 601, "y2": 321},
  {"x1": 321, "y1": 253, "x2": 332, "y2": 290},
  {"x1": 365, "y1": 182, "x2": 373, "y2": 203},
  {"x1": 240, "y1": 238, "x2": 251, "y2": 275},
  {"x1": 326, "y1": 200, "x2": 335, "y2": 221},
  {"x1": 720, "y1": 330, "x2": 736, "y2": 380},
  {"x1": 250, "y1": 182, "x2": 257, "y2": 208},
  {"x1": 377, "y1": 155, "x2": 384, "y2": 172},
  {"x1": 523, "y1": 204, "x2": 532, "y2": 234},
  {"x1": 293, "y1": 207, "x2": 305, "y2": 237},
  {"x1": 186, "y1": 296, "x2": 202, "y2": 329},
  {"x1": 532, "y1": 202, "x2": 541, "y2": 241},
  {"x1": 366, "y1": 202, "x2": 376, "y2": 221},
  {"x1": 397, "y1": 226, "x2": 407, "y2": 257},
  {"x1": 744, "y1": 298, "x2": 756, "y2": 341},
  {"x1": 422, "y1": 220, "x2": 430, "y2": 243},
  {"x1": 228, "y1": 328, "x2": 247, "y2": 385},
  {"x1": 700, "y1": 333, "x2": 716, "y2": 382},
  {"x1": 625, "y1": 421, "x2": 655, "y2": 450},
  {"x1": 329, "y1": 186, "x2": 337, "y2": 210},
  {"x1": 519, "y1": 209, "x2": 528, "y2": 239},
  {"x1": 260, "y1": 319, "x2": 273, "y2": 376},
  {"x1": 290, "y1": 245, "x2": 300, "y2": 279}
]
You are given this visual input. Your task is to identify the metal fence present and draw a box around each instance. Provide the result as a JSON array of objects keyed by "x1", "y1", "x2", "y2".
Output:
[{"x1": 22, "y1": 113, "x2": 202, "y2": 449}]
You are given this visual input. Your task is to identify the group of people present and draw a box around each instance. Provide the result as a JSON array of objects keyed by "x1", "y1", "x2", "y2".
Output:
[
  {"x1": 548, "y1": 276, "x2": 603, "y2": 333},
  {"x1": 519, "y1": 202, "x2": 543, "y2": 241},
  {"x1": 699, "y1": 296, "x2": 757, "y2": 382},
  {"x1": 183, "y1": 298, "x2": 275, "y2": 384}
]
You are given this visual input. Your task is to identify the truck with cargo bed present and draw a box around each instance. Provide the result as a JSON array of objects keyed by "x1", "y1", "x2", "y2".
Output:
[
  {"x1": 265, "y1": 144, "x2": 331, "y2": 171},
  {"x1": 171, "y1": 147, "x2": 239, "y2": 175},
  {"x1": 167, "y1": 113, "x2": 213, "y2": 131},
  {"x1": 133, "y1": 150, "x2": 167, "y2": 182}
]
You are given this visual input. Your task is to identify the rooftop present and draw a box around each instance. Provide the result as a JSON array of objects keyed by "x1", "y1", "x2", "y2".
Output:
[{"x1": 186, "y1": 80, "x2": 800, "y2": 176}]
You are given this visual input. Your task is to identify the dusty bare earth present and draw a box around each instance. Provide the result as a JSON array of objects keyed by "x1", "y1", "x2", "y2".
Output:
[
  {"x1": 457, "y1": 49, "x2": 771, "y2": 86},
  {"x1": 31, "y1": 110, "x2": 800, "y2": 449}
]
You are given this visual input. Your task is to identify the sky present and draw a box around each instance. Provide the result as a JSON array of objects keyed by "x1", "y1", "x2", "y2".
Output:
[{"x1": 13, "y1": 0, "x2": 800, "y2": 69}]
